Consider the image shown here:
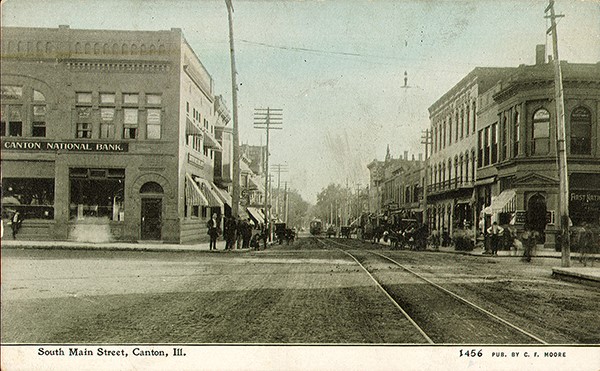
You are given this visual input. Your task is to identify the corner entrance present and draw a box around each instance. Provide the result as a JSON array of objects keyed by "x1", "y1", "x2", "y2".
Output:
[{"x1": 141, "y1": 198, "x2": 162, "y2": 240}]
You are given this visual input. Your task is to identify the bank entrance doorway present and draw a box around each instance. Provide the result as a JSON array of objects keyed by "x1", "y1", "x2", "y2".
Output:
[{"x1": 141, "y1": 198, "x2": 162, "y2": 240}]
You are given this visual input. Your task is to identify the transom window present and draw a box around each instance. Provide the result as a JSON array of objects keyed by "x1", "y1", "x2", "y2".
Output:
[
  {"x1": 123, "y1": 93, "x2": 139, "y2": 104},
  {"x1": 76, "y1": 92, "x2": 92, "y2": 104}
]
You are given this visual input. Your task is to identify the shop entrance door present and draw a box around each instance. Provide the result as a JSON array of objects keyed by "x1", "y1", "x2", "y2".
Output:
[{"x1": 141, "y1": 198, "x2": 162, "y2": 240}]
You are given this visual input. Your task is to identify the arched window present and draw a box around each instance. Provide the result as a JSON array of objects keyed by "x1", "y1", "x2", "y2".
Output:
[
  {"x1": 140, "y1": 182, "x2": 164, "y2": 194},
  {"x1": 570, "y1": 107, "x2": 592, "y2": 155},
  {"x1": 532, "y1": 109, "x2": 550, "y2": 155}
]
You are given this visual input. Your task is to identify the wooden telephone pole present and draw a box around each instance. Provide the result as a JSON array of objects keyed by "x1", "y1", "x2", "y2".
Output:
[
  {"x1": 225, "y1": 0, "x2": 240, "y2": 217},
  {"x1": 546, "y1": 0, "x2": 570, "y2": 267},
  {"x1": 254, "y1": 108, "x2": 283, "y2": 235}
]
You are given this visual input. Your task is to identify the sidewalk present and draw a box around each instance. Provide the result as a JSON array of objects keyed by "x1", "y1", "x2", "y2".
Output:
[{"x1": 0, "y1": 238, "x2": 262, "y2": 253}]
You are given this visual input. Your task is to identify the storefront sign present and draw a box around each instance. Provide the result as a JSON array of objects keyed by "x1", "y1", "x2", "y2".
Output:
[
  {"x1": 570, "y1": 191, "x2": 600, "y2": 203},
  {"x1": 187, "y1": 153, "x2": 204, "y2": 169},
  {"x1": 2, "y1": 139, "x2": 128, "y2": 152}
]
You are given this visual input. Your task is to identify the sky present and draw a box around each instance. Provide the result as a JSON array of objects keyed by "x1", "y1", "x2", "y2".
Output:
[{"x1": 2, "y1": 0, "x2": 599, "y2": 203}]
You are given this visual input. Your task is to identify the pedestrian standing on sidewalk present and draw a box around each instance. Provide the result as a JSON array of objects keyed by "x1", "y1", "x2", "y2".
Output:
[
  {"x1": 235, "y1": 217, "x2": 243, "y2": 249},
  {"x1": 11, "y1": 211, "x2": 22, "y2": 239},
  {"x1": 207, "y1": 213, "x2": 219, "y2": 251},
  {"x1": 487, "y1": 221, "x2": 504, "y2": 256}
]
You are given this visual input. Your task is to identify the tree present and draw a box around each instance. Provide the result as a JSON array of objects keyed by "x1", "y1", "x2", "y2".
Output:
[
  {"x1": 314, "y1": 183, "x2": 350, "y2": 226},
  {"x1": 285, "y1": 189, "x2": 310, "y2": 230}
]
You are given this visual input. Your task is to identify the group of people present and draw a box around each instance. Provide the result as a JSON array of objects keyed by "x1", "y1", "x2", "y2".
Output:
[
  {"x1": 206, "y1": 213, "x2": 266, "y2": 251},
  {"x1": 486, "y1": 222, "x2": 540, "y2": 262}
]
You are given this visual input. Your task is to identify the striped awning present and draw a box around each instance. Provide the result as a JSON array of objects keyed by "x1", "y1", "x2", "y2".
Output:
[
  {"x1": 185, "y1": 174, "x2": 208, "y2": 206},
  {"x1": 484, "y1": 189, "x2": 517, "y2": 215},
  {"x1": 247, "y1": 207, "x2": 264, "y2": 225},
  {"x1": 195, "y1": 178, "x2": 224, "y2": 208},
  {"x1": 203, "y1": 132, "x2": 223, "y2": 151},
  {"x1": 214, "y1": 186, "x2": 232, "y2": 207}
]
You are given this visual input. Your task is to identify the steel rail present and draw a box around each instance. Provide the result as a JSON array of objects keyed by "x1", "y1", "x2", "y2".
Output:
[
  {"x1": 370, "y1": 250, "x2": 549, "y2": 345},
  {"x1": 322, "y1": 237, "x2": 548, "y2": 344},
  {"x1": 316, "y1": 238, "x2": 434, "y2": 344}
]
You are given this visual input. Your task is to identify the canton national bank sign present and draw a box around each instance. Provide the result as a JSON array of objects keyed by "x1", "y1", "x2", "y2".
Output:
[{"x1": 2, "y1": 139, "x2": 129, "y2": 152}]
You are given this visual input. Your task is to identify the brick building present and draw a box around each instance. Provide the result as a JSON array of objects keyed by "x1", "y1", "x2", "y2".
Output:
[{"x1": 1, "y1": 25, "x2": 232, "y2": 243}]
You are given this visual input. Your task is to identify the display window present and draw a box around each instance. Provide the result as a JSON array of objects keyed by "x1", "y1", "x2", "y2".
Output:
[
  {"x1": 1, "y1": 178, "x2": 55, "y2": 220},
  {"x1": 69, "y1": 168, "x2": 125, "y2": 221}
]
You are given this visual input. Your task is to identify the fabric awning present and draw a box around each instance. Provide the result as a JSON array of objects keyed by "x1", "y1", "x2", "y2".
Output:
[
  {"x1": 247, "y1": 176, "x2": 262, "y2": 191},
  {"x1": 246, "y1": 207, "x2": 264, "y2": 224},
  {"x1": 203, "y1": 132, "x2": 222, "y2": 151},
  {"x1": 185, "y1": 118, "x2": 202, "y2": 137},
  {"x1": 185, "y1": 174, "x2": 208, "y2": 206},
  {"x1": 195, "y1": 178, "x2": 224, "y2": 208},
  {"x1": 483, "y1": 189, "x2": 517, "y2": 215},
  {"x1": 474, "y1": 177, "x2": 496, "y2": 186},
  {"x1": 214, "y1": 186, "x2": 232, "y2": 206}
]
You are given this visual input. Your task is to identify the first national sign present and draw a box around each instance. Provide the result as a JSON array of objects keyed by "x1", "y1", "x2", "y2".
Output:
[{"x1": 2, "y1": 140, "x2": 129, "y2": 152}]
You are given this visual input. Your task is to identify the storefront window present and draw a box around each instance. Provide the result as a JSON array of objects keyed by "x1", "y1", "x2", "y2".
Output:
[
  {"x1": 1, "y1": 178, "x2": 54, "y2": 220},
  {"x1": 69, "y1": 168, "x2": 125, "y2": 221}
]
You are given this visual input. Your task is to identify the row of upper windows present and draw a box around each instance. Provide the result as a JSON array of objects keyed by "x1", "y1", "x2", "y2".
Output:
[
  {"x1": 76, "y1": 92, "x2": 162, "y2": 106},
  {"x1": 1, "y1": 104, "x2": 163, "y2": 140},
  {"x1": 477, "y1": 106, "x2": 593, "y2": 168},
  {"x1": 186, "y1": 101, "x2": 213, "y2": 134},
  {"x1": 431, "y1": 101, "x2": 477, "y2": 153},
  {"x1": 430, "y1": 150, "x2": 476, "y2": 185}
]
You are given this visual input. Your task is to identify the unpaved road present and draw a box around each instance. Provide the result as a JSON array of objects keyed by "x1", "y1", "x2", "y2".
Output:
[{"x1": 2, "y1": 238, "x2": 598, "y2": 344}]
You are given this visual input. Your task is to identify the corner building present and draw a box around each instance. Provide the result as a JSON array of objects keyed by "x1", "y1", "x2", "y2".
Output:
[{"x1": 1, "y1": 26, "x2": 231, "y2": 243}]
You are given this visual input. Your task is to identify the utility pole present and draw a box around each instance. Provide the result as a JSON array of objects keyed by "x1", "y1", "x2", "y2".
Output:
[
  {"x1": 271, "y1": 163, "x2": 288, "y2": 221},
  {"x1": 254, "y1": 108, "x2": 282, "y2": 238},
  {"x1": 546, "y1": 0, "x2": 570, "y2": 267},
  {"x1": 225, "y1": 0, "x2": 240, "y2": 217},
  {"x1": 421, "y1": 129, "x2": 432, "y2": 229},
  {"x1": 356, "y1": 183, "x2": 362, "y2": 222},
  {"x1": 284, "y1": 181, "x2": 289, "y2": 224}
]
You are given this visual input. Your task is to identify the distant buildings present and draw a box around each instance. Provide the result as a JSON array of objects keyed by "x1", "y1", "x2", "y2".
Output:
[
  {"x1": 367, "y1": 147, "x2": 425, "y2": 226},
  {"x1": 0, "y1": 25, "x2": 267, "y2": 243}
]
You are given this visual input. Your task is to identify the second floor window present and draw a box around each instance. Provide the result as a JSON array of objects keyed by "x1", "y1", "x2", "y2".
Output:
[
  {"x1": 77, "y1": 123, "x2": 92, "y2": 138},
  {"x1": 100, "y1": 108, "x2": 115, "y2": 139},
  {"x1": 1, "y1": 105, "x2": 23, "y2": 137},
  {"x1": 570, "y1": 107, "x2": 591, "y2": 155},
  {"x1": 146, "y1": 109, "x2": 161, "y2": 139},
  {"x1": 123, "y1": 108, "x2": 138, "y2": 139},
  {"x1": 532, "y1": 109, "x2": 550, "y2": 155}
]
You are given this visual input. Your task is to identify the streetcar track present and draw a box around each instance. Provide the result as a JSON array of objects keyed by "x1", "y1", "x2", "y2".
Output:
[
  {"x1": 317, "y1": 237, "x2": 549, "y2": 344},
  {"x1": 315, "y1": 237, "x2": 433, "y2": 344}
]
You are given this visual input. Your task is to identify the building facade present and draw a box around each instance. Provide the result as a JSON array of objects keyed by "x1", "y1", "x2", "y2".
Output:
[
  {"x1": 1, "y1": 26, "x2": 231, "y2": 243},
  {"x1": 367, "y1": 149, "x2": 425, "y2": 226},
  {"x1": 427, "y1": 68, "x2": 515, "y2": 236},
  {"x1": 479, "y1": 56, "x2": 600, "y2": 248}
]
